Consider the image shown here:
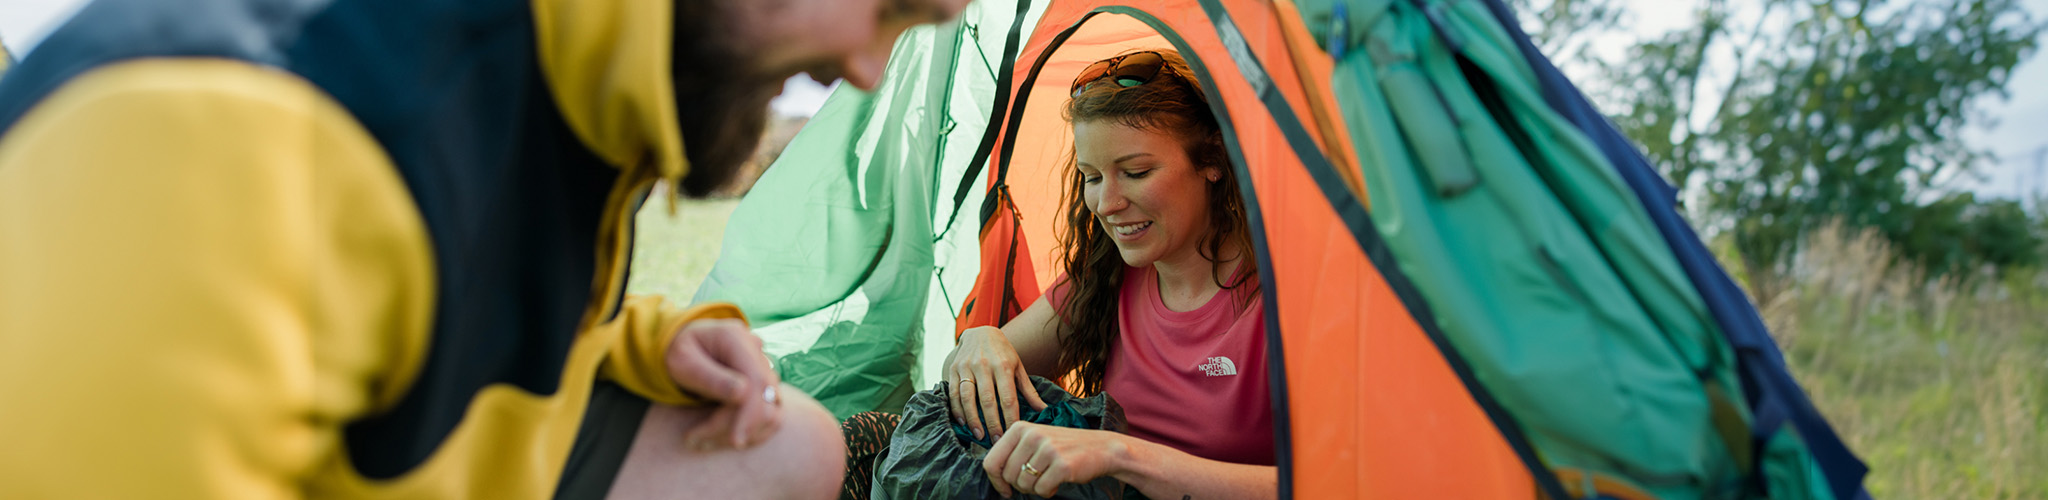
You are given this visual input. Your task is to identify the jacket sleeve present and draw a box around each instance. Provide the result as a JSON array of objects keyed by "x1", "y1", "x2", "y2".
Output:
[
  {"x1": 592, "y1": 295, "x2": 752, "y2": 407},
  {"x1": 0, "y1": 60, "x2": 437, "y2": 499}
]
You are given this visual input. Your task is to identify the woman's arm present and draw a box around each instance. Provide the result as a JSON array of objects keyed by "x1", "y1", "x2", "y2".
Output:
[
  {"x1": 1114, "y1": 435, "x2": 1276, "y2": 500},
  {"x1": 982, "y1": 423, "x2": 1276, "y2": 500}
]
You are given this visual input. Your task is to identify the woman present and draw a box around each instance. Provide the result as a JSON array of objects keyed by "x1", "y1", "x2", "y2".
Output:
[{"x1": 945, "y1": 49, "x2": 1274, "y2": 499}]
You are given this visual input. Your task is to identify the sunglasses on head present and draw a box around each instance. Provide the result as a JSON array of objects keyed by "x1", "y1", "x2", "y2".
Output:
[{"x1": 1070, "y1": 51, "x2": 1167, "y2": 97}]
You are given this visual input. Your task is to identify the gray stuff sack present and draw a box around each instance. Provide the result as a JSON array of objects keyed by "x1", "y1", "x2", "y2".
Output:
[{"x1": 871, "y1": 376, "x2": 1132, "y2": 500}]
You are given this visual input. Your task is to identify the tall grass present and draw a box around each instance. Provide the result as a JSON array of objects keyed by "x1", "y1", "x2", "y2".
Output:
[{"x1": 1755, "y1": 222, "x2": 2048, "y2": 499}]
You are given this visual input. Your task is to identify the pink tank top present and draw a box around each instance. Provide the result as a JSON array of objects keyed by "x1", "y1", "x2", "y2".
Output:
[{"x1": 1048, "y1": 266, "x2": 1274, "y2": 465}]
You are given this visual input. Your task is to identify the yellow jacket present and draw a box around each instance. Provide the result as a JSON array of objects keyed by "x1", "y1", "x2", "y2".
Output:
[{"x1": 0, "y1": 0, "x2": 733, "y2": 497}]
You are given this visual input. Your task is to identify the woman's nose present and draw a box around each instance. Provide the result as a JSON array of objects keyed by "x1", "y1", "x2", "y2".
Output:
[{"x1": 1095, "y1": 180, "x2": 1129, "y2": 213}]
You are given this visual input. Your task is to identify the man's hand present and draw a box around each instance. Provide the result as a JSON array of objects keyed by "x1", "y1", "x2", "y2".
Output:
[{"x1": 664, "y1": 318, "x2": 782, "y2": 451}]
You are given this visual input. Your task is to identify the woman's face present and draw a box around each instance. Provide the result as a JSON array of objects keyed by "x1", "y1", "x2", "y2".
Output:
[{"x1": 1073, "y1": 119, "x2": 1218, "y2": 269}]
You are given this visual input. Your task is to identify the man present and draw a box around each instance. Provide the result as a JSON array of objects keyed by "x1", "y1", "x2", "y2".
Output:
[{"x1": 0, "y1": 0, "x2": 967, "y2": 498}]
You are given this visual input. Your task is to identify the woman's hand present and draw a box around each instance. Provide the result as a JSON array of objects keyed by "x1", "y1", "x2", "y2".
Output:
[
  {"x1": 947, "y1": 326, "x2": 1049, "y2": 440},
  {"x1": 981, "y1": 422, "x2": 1134, "y2": 498}
]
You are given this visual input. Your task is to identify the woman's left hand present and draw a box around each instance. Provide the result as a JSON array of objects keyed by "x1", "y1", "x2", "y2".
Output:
[{"x1": 981, "y1": 422, "x2": 1136, "y2": 498}]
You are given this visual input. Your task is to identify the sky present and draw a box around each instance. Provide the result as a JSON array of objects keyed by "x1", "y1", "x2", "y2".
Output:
[{"x1": 5, "y1": 0, "x2": 2043, "y2": 200}]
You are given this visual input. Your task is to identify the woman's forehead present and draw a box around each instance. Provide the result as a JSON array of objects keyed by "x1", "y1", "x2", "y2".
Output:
[{"x1": 1073, "y1": 120, "x2": 1187, "y2": 165}]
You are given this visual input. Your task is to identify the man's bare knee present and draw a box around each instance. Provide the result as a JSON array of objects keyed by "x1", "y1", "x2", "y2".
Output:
[
  {"x1": 606, "y1": 384, "x2": 846, "y2": 500},
  {"x1": 760, "y1": 386, "x2": 846, "y2": 499}
]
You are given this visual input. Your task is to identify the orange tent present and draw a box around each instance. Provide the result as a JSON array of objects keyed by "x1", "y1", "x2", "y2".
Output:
[{"x1": 954, "y1": 1, "x2": 1541, "y2": 496}]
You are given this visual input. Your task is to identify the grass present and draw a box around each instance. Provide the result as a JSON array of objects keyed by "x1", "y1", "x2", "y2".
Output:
[
  {"x1": 624, "y1": 195, "x2": 742, "y2": 302},
  {"x1": 1758, "y1": 223, "x2": 2048, "y2": 499},
  {"x1": 624, "y1": 194, "x2": 2047, "y2": 498}
]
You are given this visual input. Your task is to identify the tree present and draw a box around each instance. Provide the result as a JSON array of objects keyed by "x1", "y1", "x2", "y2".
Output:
[{"x1": 1564, "y1": 0, "x2": 2043, "y2": 294}]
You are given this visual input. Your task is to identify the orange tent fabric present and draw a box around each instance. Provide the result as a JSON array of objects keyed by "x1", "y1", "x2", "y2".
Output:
[{"x1": 954, "y1": 1, "x2": 1539, "y2": 497}]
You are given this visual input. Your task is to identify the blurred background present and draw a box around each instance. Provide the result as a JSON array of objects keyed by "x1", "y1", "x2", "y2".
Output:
[
  {"x1": 5, "y1": 0, "x2": 2044, "y2": 497},
  {"x1": 1500, "y1": 1, "x2": 2048, "y2": 497}
]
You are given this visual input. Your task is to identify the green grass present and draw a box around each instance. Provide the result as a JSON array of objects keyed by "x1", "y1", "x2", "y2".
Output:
[
  {"x1": 1759, "y1": 224, "x2": 2048, "y2": 499},
  {"x1": 624, "y1": 195, "x2": 741, "y2": 302}
]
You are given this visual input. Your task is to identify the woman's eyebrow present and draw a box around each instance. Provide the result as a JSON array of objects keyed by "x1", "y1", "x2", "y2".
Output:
[
  {"x1": 1078, "y1": 152, "x2": 1155, "y2": 168},
  {"x1": 1111, "y1": 153, "x2": 1154, "y2": 165}
]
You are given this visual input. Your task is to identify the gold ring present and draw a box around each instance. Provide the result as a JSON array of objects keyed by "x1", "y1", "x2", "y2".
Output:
[
  {"x1": 959, "y1": 377, "x2": 974, "y2": 385},
  {"x1": 1022, "y1": 463, "x2": 1042, "y2": 476}
]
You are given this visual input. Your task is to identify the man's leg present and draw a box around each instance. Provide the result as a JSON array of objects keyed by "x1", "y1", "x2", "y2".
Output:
[{"x1": 604, "y1": 383, "x2": 845, "y2": 500}]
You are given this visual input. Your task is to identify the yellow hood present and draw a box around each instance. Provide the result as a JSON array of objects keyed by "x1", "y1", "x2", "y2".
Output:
[{"x1": 529, "y1": 0, "x2": 687, "y2": 187}]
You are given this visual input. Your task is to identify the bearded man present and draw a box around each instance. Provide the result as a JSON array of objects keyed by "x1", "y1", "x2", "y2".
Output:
[{"x1": 0, "y1": 0, "x2": 967, "y2": 498}]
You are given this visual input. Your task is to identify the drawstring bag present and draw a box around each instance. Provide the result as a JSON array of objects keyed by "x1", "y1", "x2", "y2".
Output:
[{"x1": 871, "y1": 376, "x2": 1133, "y2": 500}]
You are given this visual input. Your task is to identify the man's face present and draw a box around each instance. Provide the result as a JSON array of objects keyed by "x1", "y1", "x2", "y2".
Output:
[{"x1": 669, "y1": 0, "x2": 970, "y2": 198}]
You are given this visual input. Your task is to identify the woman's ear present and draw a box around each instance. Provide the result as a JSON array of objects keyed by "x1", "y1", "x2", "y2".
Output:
[{"x1": 1205, "y1": 168, "x2": 1222, "y2": 182}]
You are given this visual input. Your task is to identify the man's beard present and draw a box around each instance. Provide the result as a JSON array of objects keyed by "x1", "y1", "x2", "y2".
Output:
[{"x1": 670, "y1": 0, "x2": 778, "y2": 198}]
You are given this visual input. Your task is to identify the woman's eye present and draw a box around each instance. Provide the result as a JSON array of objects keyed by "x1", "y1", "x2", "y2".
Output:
[
  {"x1": 1082, "y1": 174, "x2": 1102, "y2": 184},
  {"x1": 1125, "y1": 169, "x2": 1153, "y2": 179}
]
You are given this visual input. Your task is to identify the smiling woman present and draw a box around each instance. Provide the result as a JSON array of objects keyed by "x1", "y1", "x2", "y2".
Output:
[{"x1": 940, "y1": 49, "x2": 1276, "y2": 500}]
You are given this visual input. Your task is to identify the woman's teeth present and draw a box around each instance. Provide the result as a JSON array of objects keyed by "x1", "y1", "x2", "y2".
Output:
[{"x1": 1113, "y1": 222, "x2": 1152, "y2": 236}]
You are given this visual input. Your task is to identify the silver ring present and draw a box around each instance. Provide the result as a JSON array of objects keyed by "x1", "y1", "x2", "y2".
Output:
[{"x1": 763, "y1": 385, "x2": 779, "y2": 405}]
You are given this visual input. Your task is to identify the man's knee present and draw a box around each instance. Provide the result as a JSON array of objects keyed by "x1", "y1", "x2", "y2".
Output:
[{"x1": 761, "y1": 384, "x2": 846, "y2": 499}]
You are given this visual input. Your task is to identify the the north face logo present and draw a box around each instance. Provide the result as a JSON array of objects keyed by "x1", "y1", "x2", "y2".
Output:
[{"x1": 1197, "y1": 356, "x2": 1237, "y2": 376}]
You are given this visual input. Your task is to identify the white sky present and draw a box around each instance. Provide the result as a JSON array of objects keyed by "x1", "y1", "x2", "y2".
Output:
[{"x1": 5, "y1": 0, "x2": 2043, "y2": 200}]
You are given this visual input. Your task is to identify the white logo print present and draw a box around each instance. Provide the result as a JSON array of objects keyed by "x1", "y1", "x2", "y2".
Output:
[{"x1": 1197, "y1": 356, "x2": 1238, "y2": 377}]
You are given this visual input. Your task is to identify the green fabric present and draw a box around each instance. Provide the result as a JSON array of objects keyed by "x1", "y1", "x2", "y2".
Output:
[
  {"x1": 1297, "y1": 0, "x2": 1781, "y2": 497},
  {"x1": 951, "y1": 398, "x2": 1095, "y2": 449},
  {"x1": 691, "y1": 2, "x2": 1034, "y2": 420}
]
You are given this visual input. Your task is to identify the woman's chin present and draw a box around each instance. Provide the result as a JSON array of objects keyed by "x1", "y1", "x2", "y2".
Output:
[{"x1": 1113, "y1": 246, "x2": 1157, "y2": 269}]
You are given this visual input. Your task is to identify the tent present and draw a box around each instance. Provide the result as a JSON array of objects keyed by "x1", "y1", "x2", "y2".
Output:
[{"x1": 693, "y1": 0, "x2": 1869, "y2": 498}]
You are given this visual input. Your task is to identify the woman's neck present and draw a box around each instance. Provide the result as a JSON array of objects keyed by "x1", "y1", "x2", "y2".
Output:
[{"x1": 1151, "y1": 241, "x2": 1244, "y2": 312}]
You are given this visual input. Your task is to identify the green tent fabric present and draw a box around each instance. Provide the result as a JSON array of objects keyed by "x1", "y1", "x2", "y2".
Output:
[
  {"x1": 1296, "y1": 0, "x2": 1832, "y2": 497},
  {"x1": 691, "y1": 2, "x2": 1041, "y2": 419}
]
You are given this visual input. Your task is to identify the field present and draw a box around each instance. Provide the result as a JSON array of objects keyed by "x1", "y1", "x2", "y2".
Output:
[
  {"x1": 1758, "y1": 225, "x2": 2048, "y2": 499},
  {"x1": 624, "y1": 196, "x2": 741, "y2": 303}
]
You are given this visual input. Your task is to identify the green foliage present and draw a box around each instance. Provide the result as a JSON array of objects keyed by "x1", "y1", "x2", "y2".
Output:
[
  {"x1": 1502, "y1": 0, "x2": 1627, "y2": 60},
  {"x1": 1516, "y1": 0, "x2": 2046, "y2": 291},
  {"x1": 1890, "y1": 194, "x2": 2044, "y2": 281}
]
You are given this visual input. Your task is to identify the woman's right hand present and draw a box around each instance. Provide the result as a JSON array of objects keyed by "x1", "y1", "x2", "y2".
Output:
[{"x1": 948, "y1": 326, "x2": 1050, "y2": 441}]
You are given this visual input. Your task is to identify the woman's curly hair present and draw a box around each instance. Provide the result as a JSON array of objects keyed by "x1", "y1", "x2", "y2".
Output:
[{"x1": 1052, "y1": 49, "x2": 1257, "y2": 396}]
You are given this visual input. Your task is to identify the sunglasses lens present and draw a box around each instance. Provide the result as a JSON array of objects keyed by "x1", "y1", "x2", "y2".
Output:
[
  {"x1": 1070, "y1": 60, "x2": 1116, "y2": 95},
  {"x1": 1070, "y1": 52, "x2": 1167, "y2": 97},
  {"x1": 1111, "y1": 52, "x2": 1165, "y2": 86}
]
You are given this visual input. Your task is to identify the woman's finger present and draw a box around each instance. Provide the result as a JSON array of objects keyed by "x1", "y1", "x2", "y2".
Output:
[
  {"x1": 1014, "y1": 368, "x2": 1049, "y2": 411},
  {"x1": 992, "y1": 366, "x2": 1022, "y2": 436},
  {"x1": 947, "y1": 374, "x2": 967, "y2": 426},
  {"x1": 1004, "y1": 424, "x2": 1041, "y2": 494},
  {"x1": 974, "y1": 367, "x2": 1005, "y2": 440},
  {"x1": 1030, "y1": 455, "x2": 1063, "y2": 497},
  {"x1": 982, "y1": 430, "x2": 1020, "y2": 498}
]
